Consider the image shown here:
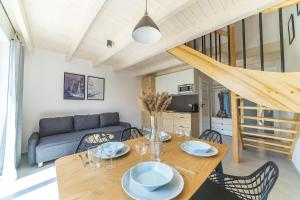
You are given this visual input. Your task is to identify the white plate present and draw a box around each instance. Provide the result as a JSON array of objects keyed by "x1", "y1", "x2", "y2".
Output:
[
  {"x1": 184, "y1": 140, "x2": 211, "y2": 153},
  {"x1": 96, "y1": 144, "x2": 130, "y2": 159},
  {"x1": 181, "y1": 143, "x2": 218, "y2": 157},
  {"x1": 122, "y1": 167, "x2": 184, "y2": 200},
  {"x1": 145, "y1": 134, "x2": 172, "y2": 142}
]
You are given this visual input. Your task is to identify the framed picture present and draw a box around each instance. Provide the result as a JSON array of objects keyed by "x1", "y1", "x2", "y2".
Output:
[
  {"x1": 288, "y1": 14, "x2": 295, "y2": 45},
  {"x1": 64, "y1": 72, "x2": 85, "y2": 100},
  {"x1": 297, "y1": 4, "x2": 300, "y2": 16},
  {"x1": 87, "y1": 76, "x2": 105, "y2": 100}
]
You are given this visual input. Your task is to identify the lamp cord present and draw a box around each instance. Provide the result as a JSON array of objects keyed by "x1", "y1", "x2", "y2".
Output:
[{"x1": 145, "y1": 0, "x2": 148, "y2": 15}]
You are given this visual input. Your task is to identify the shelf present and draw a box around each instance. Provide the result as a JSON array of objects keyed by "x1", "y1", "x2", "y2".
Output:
[
  {"x1": 240, "y1": 124, "x2": 297, "y2": 133},
  {"x1": 240, "y1": 116, "x2": 300, "y2": 125}
]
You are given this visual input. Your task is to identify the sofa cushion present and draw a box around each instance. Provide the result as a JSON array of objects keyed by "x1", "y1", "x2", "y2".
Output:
[
  {"x1": 100, "y1": 112, "x2": 120, "y2": 128},
  {"x1": 39, "y1": 116, "x2": 74, "y2": 137},
  {"x1": 35, "y1": 126, "x2": 127, "y2": 163},
  {"x1": 74, "y1": 114, "x2": 100, "y2": 131}
]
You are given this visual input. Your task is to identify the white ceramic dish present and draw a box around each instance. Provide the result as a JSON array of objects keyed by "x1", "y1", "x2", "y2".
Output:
[
  {"x1": 130, "y1": 162, "x2": 174, "y2": 191},
  {"x1": 145, "y1": 132, "x2": 172, "y2": 142},
  {"x1": 122, "y1": 167, "x2": 184, "y2": 200},
  {"x1": 183, "y1": 140, "x2": 211, "y2": 153},
  {"x1": 181, "y1": 143, "x2": 218, "y2": 157},
  {"x1": 96, "y1": 144, "x2": 130, "y2": 159},
  {"x1": 101, "y1": 142, "x2": 125, "y2": 153}
]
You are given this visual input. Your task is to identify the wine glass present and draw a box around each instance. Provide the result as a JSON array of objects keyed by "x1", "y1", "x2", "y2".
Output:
[
  {"x1": 135, "y1": 141, "x2": 148, "y2": 161},
  {"x1": 103, "y1": 144, "x2": 117, "y2": 169}
]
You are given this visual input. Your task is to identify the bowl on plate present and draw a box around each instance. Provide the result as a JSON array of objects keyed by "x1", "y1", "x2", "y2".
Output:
[
  {"x1": 145, "y1": 132, "x2": 171, "y2": 142},
  {"x1": 130, "y1": 161, "x2": 174, "y2": 191},
  {"x1": 101, "y1": 141, "x2": 125, "y2": 153},
  {"x1": 184, "y1": 140, "x2": 211, "y2": 153}
]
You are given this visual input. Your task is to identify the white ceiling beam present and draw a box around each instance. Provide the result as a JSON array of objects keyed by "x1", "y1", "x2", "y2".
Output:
[
  {"x1": 92, "y1": 0, "x2": 200, "y2": 66},
  {"x1": 132, "y1": 57, "x2": 185, "y2": 76},
  {"x1": 5, "y1": 0, "x2": 33, "y2": 51},
  {"x1": 65, "y1": 0, "x2": 107, "y2": 60}
]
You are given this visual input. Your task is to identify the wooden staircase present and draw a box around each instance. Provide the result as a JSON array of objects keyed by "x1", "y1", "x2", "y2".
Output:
[
  {"x1": 168, "y1": 29, "x2": 300, "y2": 162},
  {"x1": 238, "y1": 96, "x2": 300, "y2": 160}
]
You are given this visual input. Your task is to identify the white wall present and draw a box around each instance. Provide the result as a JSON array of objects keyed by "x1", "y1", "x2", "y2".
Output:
[{"x1": 22, "y1": 48, "x2": 141, "y2": 153}]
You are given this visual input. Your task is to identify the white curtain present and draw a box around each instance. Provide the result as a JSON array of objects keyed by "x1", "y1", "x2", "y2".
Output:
[{"x1": 1, "y1": 38, "x2": 24, "y2": 180}]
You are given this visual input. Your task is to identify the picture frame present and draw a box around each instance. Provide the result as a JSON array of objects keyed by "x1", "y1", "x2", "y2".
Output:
[
  {"x1": 87, "y1": 76, "x2": 105, "y2": 100},
  {"x1": 288, "y1": 14, "x2": 295, "y2": 45},
  {"x1": 297, "y1": 4, "x2": 300, "y2": 16},
  {"x1": 63, "y1": 72, "x2": 85, "y2": 100}
]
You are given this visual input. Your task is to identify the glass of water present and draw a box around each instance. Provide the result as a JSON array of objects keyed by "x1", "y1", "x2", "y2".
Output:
[
  {"x1": 135, "y1": 141, "x2": 148, "y2": 161},
  {"x1": 103, "y1": 144, "x2": 117, "y2": 169},
  {"x1": 150, "y1": 141, "x2": 163, "y2": 162},
  {"x1": 87, "y1": 146, "x2": 101, "y2": 170},
  {"x1": 182, "y1": 129, "x2": 192, "y2": 141}
]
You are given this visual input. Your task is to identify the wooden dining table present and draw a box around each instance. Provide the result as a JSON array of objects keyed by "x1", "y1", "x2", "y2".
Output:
[{"x1": 55, "y1": 133, "x2": 229, "y2": 200}]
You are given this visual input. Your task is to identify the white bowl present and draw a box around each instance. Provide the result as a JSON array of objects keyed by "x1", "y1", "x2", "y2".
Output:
[
  {"x1": 130, "y1": 161, "x2": 174, "y2": 191},
  {"x1": 184, "y1": 140, "x2": 211, "y2": 153},
  {"x1": 101, "y1": 142, "x2": 124, "y2": 153}
]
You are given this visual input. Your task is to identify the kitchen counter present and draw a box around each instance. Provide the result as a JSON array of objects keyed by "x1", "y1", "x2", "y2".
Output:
[{"x1": 164, "y1": 110, "x2": 199, "y2": 113}]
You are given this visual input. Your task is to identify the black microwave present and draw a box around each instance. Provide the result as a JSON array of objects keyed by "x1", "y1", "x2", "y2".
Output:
[{"x1": 178, "y1": 84, "x2": 193, "y2": 94}]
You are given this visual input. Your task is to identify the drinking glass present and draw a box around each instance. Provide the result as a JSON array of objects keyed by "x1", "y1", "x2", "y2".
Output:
[
  {"x1": 103, "y1": 144, "x2": 117, "y2": 169},
  {"x1": 182, "y1": 129, "x2": 192, "y2": 141},
  {"x1": 87, "y1": 146, "x2": 101, "y2": 170},
  {"x1": 175, "y1": 129, "x2": 185, "y2": 144},
  {"x1": 150, "y1": 141, "x2": 163, "y2": 162},
  {"x1": 135, "y1": 141, "x2": 148, "y2": 161}
]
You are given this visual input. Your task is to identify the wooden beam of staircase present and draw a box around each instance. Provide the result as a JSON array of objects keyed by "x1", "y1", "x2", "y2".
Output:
[
  {"x1": 240, "y1": 116, "x2": 300, "y2": 125},
  {"x1": 168, "y1": 45, "x2": 300, "y2": 113},
  {"x1": 241, "y1": 131, "x2": 294, "y2": 142},
  {"x1": 240, "y1": 124, "x2": 297, "y2": 133},
  {"x1": 263, "y1": 0, "x2": 300, "y2": 13}
]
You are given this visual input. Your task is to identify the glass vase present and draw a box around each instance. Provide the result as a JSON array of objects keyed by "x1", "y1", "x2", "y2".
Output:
[{"x1": 149, "y1": 112, "x2": 162, "y2": 161}]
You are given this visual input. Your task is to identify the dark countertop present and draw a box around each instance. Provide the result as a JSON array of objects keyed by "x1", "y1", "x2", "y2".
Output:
[{"x1": 164, "y1": 110, "x2": 199, "y2": 113}]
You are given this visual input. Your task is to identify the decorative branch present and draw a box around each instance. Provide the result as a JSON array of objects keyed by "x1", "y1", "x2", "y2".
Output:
[{"x1": 139, "y1": 91, "x2": 172, "y2": 115}]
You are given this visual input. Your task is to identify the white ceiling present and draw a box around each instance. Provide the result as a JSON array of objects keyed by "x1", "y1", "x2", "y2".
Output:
[{"x1": 3, "y1": 0, "x2": 282, "y2": 73}]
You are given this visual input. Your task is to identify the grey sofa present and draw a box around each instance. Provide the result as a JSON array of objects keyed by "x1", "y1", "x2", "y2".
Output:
[{"x1": 28, "y1": 112, "x2": 131, "y2": 166}]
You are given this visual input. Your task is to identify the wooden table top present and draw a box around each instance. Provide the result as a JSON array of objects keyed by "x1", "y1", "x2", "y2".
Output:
[{"x1": 55, "y1": 134, "x2": 229, "y2": 200}]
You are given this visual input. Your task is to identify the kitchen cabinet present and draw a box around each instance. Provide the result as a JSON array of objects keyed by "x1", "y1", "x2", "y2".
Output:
[
  {"x1": 155, "y1": 69, "x2": 195, "y2": 95},
  {"x1": 161, "y1": 111, "x2": 199, "y2": 137}
]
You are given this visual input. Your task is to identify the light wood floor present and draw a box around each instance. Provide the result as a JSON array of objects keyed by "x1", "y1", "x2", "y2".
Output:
[{"x1": 4, "y1": 135, "x2": 299, "y2": 200}]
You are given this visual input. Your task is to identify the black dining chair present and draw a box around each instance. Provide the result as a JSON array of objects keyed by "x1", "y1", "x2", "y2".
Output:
[
  {"x1": 75, "y1": 132, "x2": 110, "y2": 153},
  {"x1": 199, "y1": 129, "x2": 223, "y2": 144},
  {"x1": 192, "y1": 161, "x2": 279, "y2": 200},
  {"x1": 120, "y1": 127, "x2": 143, "y2": 142},
  {"x1": 199, "y1": 129, "x2": 223, "y2": 173}
]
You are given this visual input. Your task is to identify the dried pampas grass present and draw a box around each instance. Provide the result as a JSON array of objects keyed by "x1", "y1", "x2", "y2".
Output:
[{"x1": 139, "y1": 91, "x2": 172, "y2": 115}]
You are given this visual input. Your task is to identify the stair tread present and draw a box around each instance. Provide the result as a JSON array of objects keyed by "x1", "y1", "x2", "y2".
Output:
[
  {"x1": 241, "y1": 131, "x2": 293, "y2": 141},
  {"x1": 240, "y1": 124, "x2": 297, "y2": 133},
  {"x1": 242, "y1": 136, "x2": 292, "y2": 149},
  {"x1": 243, "y1": 143, "x2": 290, "y2": 155}
]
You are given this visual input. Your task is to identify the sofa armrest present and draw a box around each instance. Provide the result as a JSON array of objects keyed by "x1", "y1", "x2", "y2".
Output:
[
  {"x1": 28, "y1": 132, "x2": 40, "y2": 165},
  {"x1": 120, "y1": 122, "x2": 131, "y2": 129}
]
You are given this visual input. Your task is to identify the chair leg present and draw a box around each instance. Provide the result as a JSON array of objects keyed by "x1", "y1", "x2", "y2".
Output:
[
  {"x1": 37, "y1": 162, "x2": 44, "y2": 168},
  {"x1": 215, "y1": 162, "x2": 223, "y2": 174}
]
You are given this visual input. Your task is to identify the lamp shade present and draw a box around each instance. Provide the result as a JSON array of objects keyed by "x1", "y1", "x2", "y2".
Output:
[{"x1": 132, "y1": 14, "x2": 161, "y2": 44}]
